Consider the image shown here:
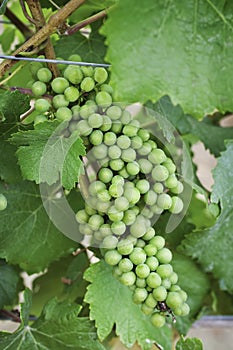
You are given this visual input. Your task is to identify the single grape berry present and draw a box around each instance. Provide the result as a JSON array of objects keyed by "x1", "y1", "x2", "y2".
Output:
[
  {"x1": 37, "y1": 67, "x2": 52, "y2": 83},
  {"x1": 32, "y1": 81, "x2": 47, "y2": 96},
  {"x1": 51, "y1": 77, "x2": 69, "y2": 93},
  {"x1": 95, "y1": 91, "x2": 112, "y2": 108},
  {"x1": 55, "y1": 107, "x2": 72, "y2": 121},
  {"x1": 104, "y1": 250, "x2": 122, "y2": 266},
  {"x1": 64, "y1": 65, "x2": 83, "y2": 84},
  {"x1": 0, "y1": 194, "x2": 7, "y2": 211},
  {"x1": 52, "y1": 94, "x2": 69, "y2": 108},
  {"x1": 34, "y1": 114, "x2": 47, "y2": 125},
  {"x1": 64, "y1": 86, "x2": 79, "y2": 102},
  {"x1": 81, "y1": 77, "x2": 95, "y2": 92},
  {"x1": 150, "y1": 313, "x2": 166, "y2": 328},
  {"x1": 34, "y1": 98, "x2": 51, "y2": 113},
  {"x1": 94, "y1": 67, "x2": 108, "y2": 84}
]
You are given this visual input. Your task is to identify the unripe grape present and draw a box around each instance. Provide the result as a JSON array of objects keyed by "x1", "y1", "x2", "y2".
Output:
[
  {"x1": 144, "y1": 244, "x2": 157, "y2": 257},
  {"x1": 117, "y1": 135, "x2": 131, "y2": 149},
  {"x1": 100, "y1": 83, "x2": 113, "y2": 94},
  {"x1": 141, "y1": 303, "x2": 154, "y2": 316},
  {"x1": 102, "y1": 235, "x2": 118, "y2": 249},
  {"x1": 138, "y1": 158, "x2": 153, "y2": 174},
  {"x1": 88, "y1": 214, "x2": 104, "y2": 230},
  {"x1": 136, "y1": 239, "x2": 146, "y2": 248},
  {"x1": 208, "y1": 202, "x2": 220, "y2": 218},
  {"x1": 165, "y1": 174, "x2": 178, "y2": 189},
  {"x1": 117, "y1": 239, "x2": 134, "y2": 255},
  {"x1": 145, "y1": 293, "x2": 157, "y2": 308},
  {"x1": 150, "y1": 236, "x2": 165, "y2": 250},
  {"x1": 124, "y1": 187, "x2": 141, "y2": 205},
  {"x1": 157, "y1": 193, "x2": 172, "y2": 210},
  {"x1": 52, "y1": 94, "x2": 69, "y2": 108},
  {"x1": 129, "y1": 247, "x2": 147, "y2": 265},
  {"x1": 34, "y1": 98, "x2": 51, "y2": 113},
  {"x1": 80, "y1": 104, "x2": 97, "y2": 119},
  {"x1": 120, "y1": 109, "x2": 132, "y2": 124},
  {"x1": 81, "y1": 77, "x2": 95, "y2": 92},
  {"x1": 81, "y1": 66, "x2": 94, "y2": 77},
  {"x1": 114, "y1": 196, "x2": 129, "y2": 211},
  {"x1": 37, "y1": 67, "x2": 52, "y2": 83},
  {"x1": 106, "y1": 105, "x2": 122, "y2": 120},
  {"x1": 79, "y1": 223, "x2": 93, "y2": 236},
  {"x1": 121, "y1": 148, "x2": 136, "y2": 162},
  {"x1": 152, "y1": 286, "x2": 167, "y2": 301},
  {"x1": 153, "y1": 183, "x2": 164, "y2": 194},
  {"x1": 137, "y1": 142, "x2": 152, "y2": 156},
  {"x1": 170, "y1": 180, "x2": 184, "y2": 194},
  {"x1": 136, "y1": 278, "x2": 147, "y2": 288},
  {"x1": 170, "y1": 272, "x2": 178, "y2": 285},
  {"x1": 99, "y1": 223, "x2": 112, "y2": 237},
  {"x1": 32, "y1": 81, "x2": 47, "y2": 96},
  {"x1": 113, "y1": 266, "x2": 122, "y2": 278},
  {"x1": 94, "y1": 67, "x2": 108, "y2": 84},
  {"x1": 151, "y1": 313, "x2": 166, "y2": 328},
  {"x1": 122, "y1": 124, "x2": 138, "y2": 137},
  {"x1": 152, "y1": 165, "x2": 169, "y2": 182},
  {"x1": 108, "y1": 145, "x2": 122, "y2": 159},
  {"x1": 148, "y1": 148, "x2": 167, "y2": 164},
  {"x1": 98, "y1": 167, "x2": 113, "y2": 184},
  {"x1": 29, "y1": 61, "x2": 43, "y2": 78},
  {"x1": 34, "y1": 114, "x2": 47, "y2": 125},
  {"x1": 169, "y1": 196, "x2": 184, "y2": 214},
  {"x1": 109, "y1": 183, "x2": 124, "y2": 198},
  {"x1": 108, "y1": 206, "x2": 124, "y2": 222},
  {"x1": 146, "y1": 256, "x2": 159, "y2": 271},
  {"x1": 51, "y1": 77, "x2": 69, "y2": 93},
  {"x1": 109, "y1": 159, "x2": 124, "y2": 171},
  {"x1": 146, "y1": 272, "x2": 162, "y2": 289},
  {"x1": 64, "y1": 65, "x2": 83, "y2": 84},
  {"x1": 68, "y1": 54, "x2": 82, "y2": 61},
  {"x1": 137, "y1": 129, "x2": 150, "y2": 142},
  {"x1": 166, "y1": 292, "x2": 183, "y2": 309},
  {"x1": 133, "y1": 288, "x2": 148, "y2": 303},
  {"x1": 135, "y1": 264, "x2": 150, "y2": 278},
  {"x1": 0, "y1": 194, "x2": 7, "y2": 211},
  {"x1": 136, "y1": 179, "x2": 150, "y2": 194},
  {"x1": 96, "y1": 91, "x2": 112, "y2": 107},
  {"x1": 120, "y1": 271, "x2": 136, "y2": 286},
  {"x1": 104, "y1": 131, "x2": 117, "y2": 146},
  {"x1": 88, "y1": 113, "x2": 103, "y2": 128},
  {"x1": 131, "y1": 135, "x2": 143, "y2": 149},
  {"x1": 170, "y1": 285, "x2": 181, "y2": 292},
  {"x1": 64, "y1": 86, "x2": 79, "y2": 102},
  {"x1": 55, "y1": 107, "x2": 72, "y2": 121},
  {"x1": 122, "y1": 209, "x2": 137, "y2": 225},
  {"x1": 118, "y1": 258, "x2": 133, "y2": 272},
  {"x1": 100, "y1": 115, "x2": 112, "y2": 131},
  {"x1": 142, "y1": 227, "x2": 156, "y2": 241},
  {"x1": 111, "y1": 120, "x2": 123, "y2": 134},
  {"x1": 89, "y1": 180, "x2": 106, "y2": 195},
  {"x1": 75, "y1": 209, "x2": 89, "y2": 224},
  {"x1": 161, "y1": 278, "x2": 172, "y2": 289},
  {"x1": 156, "y1": 264, "x2": 173, "y2": 278},
  {"x1": 180, "y1": 302, "x2": 190, "y2": 316},
  {"x1": 162, "y1": 158, "x2": 176, "y2": 174},
  {"x1": 156, "y1": 247, "x2": 173, "y2": 264},
  {"x1": 89, "y1": 129, "x2": 103, "y2": 145},
  {"x1": 144, "y1": 190, "x2": 157, "y2": 206},
  {"x1": 105, "y1": 250, "x2": 122, "y2": 266},
  {"x1": 92, "y1": 144, "x2": 108, "y2": 159},
  {"x1": 111, "y1": 221, "x2": 126, "y2": 236},
  {"x1": 126, "y1": 161, "x2": 140, "y2": 176}
]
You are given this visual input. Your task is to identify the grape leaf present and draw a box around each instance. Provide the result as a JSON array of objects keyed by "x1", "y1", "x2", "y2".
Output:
[
  {"x1": 0, "y1": 90, "x2": 30, "y2": 183},
  {"x1": 0, "y1": 259, "x2": 20, "y2": 309},
  {"x1": 102, "y1": 0, "x2": 233, "y2": 118},
  {"x1": 10, "y1": 120, "x2": 86, "y2": 190},
  {"x1": 84, "y1": 260, "x2": 172, "y2": 350},
  {"x1": 181, "y1": 141, "x2": 233, "y2": 293},
  {"x1": 55, "y1": 20, "x2": 106, "y2": 63},
  {"x1": 176, "y1": 336, "x2": 203, "y2": 350},
  {"x1": 0, "y1": 180, "x2": 80, "y2": 273},
  {"x1": 0, "y1": 289, "x2": 105, "y2": 350}
]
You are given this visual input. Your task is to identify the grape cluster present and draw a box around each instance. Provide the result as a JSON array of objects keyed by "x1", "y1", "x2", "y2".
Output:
[{"x1": 29, "y1": 55, "x2": 189, "y2": 327}]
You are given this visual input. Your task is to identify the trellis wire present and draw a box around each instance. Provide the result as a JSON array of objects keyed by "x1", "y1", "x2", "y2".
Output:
[{"x1": 0, "y1": 54, "x2": 111, "y2": 67}]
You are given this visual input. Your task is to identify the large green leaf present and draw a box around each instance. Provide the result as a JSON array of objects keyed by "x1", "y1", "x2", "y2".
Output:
[
  {"x1": 0, "y1": 289, "x2": 105, "y2": 350},
  {"x1": 0, "y1": 181, "x2": 80, "y2": 273},
  {"x1": 102, "y1": 1, "x2": 233, "y2": 118},
  {"x1": 0, "y1": 91, "x2": 30, "y2": 183},
  {"x1": 0, "y1": 260, "x2": 20, "y2": 309},
  {"x1": 10, "y1": 120, "x2": 85, "y2": 190},
  {"x1": 181, "y1": 141, "x2": 233, "y2": 293},
  {"x1": 84, "y1": 260, "x2": 172, "y2": 350}
]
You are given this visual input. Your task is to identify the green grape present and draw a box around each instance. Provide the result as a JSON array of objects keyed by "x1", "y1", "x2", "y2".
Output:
[
  {"x1": 208, "y1": 202, "x2": 220, "y2": 218},
  {"x1": 162, "y1": 158, "x2": 176, "y2": 174},
  {"x1": 149, "y1": 236, "x2": 165, "y2": 250},
  {"x1": 77, "y1": 119, "x2": 92, "y2": 136},
  {"x1": 179, "y1": 303, "x2": 190, "y2": 316},
  {"x1": 100, "y1": 83, "x2": 113, "y2": 94},
  {"x1": 75, "y1": 209, "x2": 89, "y2": 224},
  {"x1": 122, "y1": 209, "x2": 137, "y2": 225},
  {"x1": 108, "y1": 145, "x2": 122, "y2": 159},
  {"x1": 144, "y1": 244, "x2": 157, "y2": 257},
  {"x1": 169, "y1": 196, "x2": 183, "y2": 214},
  {"x1": 157, "y1": 193, "x2": 172, "y2": 210},
  {"x1": 133, "y1": 288, "x2": 148, "y2": 303},
  {"x1": 129, "y1": 247, "x2": 147, "y2": 265},
  {"x1": 117, "y1": 239, "x2": 134, "y2": 255},
  {"x1": 131, "y1": 135, "x2": 143, "y2": 149},
  {"x1": 179, "y1": 290, "x2": 188, "y2": 302},
  {"x1": 89, "y1": 129, "x2": 103, "y2": 145},
  {"x1": 122, "y1": 124, "x2": 138, "y2": 137},
  {"x1": 64, "y1": 86, "x2": 79, "y2": 102},
  {"x1": 106, "y1": 105, "x2": 122, "y2": 120},
  {"x1": 166, "y1": 292, "x2": 183, "y2": 309},
  {"x1": 68, "y1": 54, "x2": 82, "y2": 61},
  {"x1": 114, "y1": 196, "x2": 129, "y2": 211},
  {"x1": 150, "y1": 313, "x2": 166, "y2": 328},
  {"x1": 81, "y1": 66, "x2": 94, "y2": 77},
  {"x1": 135, "y1": 264, "x2": 150, "y2": 278},
  {"x1": 96, "y1": 91, "x2": 112, "y2": 108},
  {"x1": 170, "y1": 285, "x2": 181, "y2": 292},
  {"x1": 156, "y1": 247, "x2": 172, "y2": 264},
  {"x1": 152, "y1": 286, "x2": 167, "y2": 301},
  {"x1": 137, "y1": 129, "x2": 150, "y2": 142},
  {"x1": 85, "y1": 203, "x2": 97, "y2": 215},
  {"x1": 136, "y1": 239, "x2": 146, "y2": 248},
  {"x1": 88, "y1": 214, "x2": 104, "y2": 230},
  {"x1": 138, "y1": 158, "x2": 153, "y2": 174},
  {"x1": 102, "y1": 235, "x2": 118, "y2": 249},
  {"x1": 118, "y1": 258, "x2": 134, "y2": 272},
  {"x1": 119, "y1": 271, "x2": 136, "y2": 286},
  {"x1": 111, "y1": 221, "x2": 126, "y2": 236},
  {"x1": 152, "y1": 165, "x2": 169, "y2": 182},
  {"x1": 136, "y1": 278, "x2": 147, "y2": 288},
  {"x1": 141, "y1": 303, "x2": 154, "y2": 316},
  {"x1": 148, "y1": 140, "x2": 157, "y2": 149},
  {"x1": 109, "y1": 159, "x2": 124, "y2": 171},
  {"x1": 145, "y1": 293, "x2": 157, "y2": 308},
  {"x1": 92, "y1": 144, "x2": 108, "y2": 159},
  {"x1": 141, "y1": 207, "x2": 153, "y2": 219},
  {"x1": 161, "y1": 278, "x2": 171, "y2": 289},
  {"x1": 104, "y1": 131, "x2": 117, "y2": 146},
  {"x1": 100, "y1": 115, "x2": 112, "y2": 131},
  {"x1": 142, "y1": 227, "x2": 156, "y2": 241},
  {"x1": 81, "y1": 77, "x2": 95, "y2": 92},
  {"x1": 108, "y1": 206, "x2": 124, "y2": 222},
  {"x1": 170, "y1": 181, "x2": 184, "y2": 194},
  {"x1": 137, "y1": 141, "x2": 152, "y2": 156},
  {"x1": 52, "y1": 94, "x2": 69, "y2": 108},
  {"x1": 165, "y1": 174, "x2": 178, "y2": 189},
  {"x1": 124, "y1": 187, "x2": 140, "y2": 206},
  {"x1": 116, "y1": 135, "x2": 131, "y2": 149},
  {"x1": 153, "y1": 183, "x2": 164, "y2": 194},
  {"x1": 113, "y1": 266, "x2": 122, "y2": 278},
  {"x1": 37, "y1": 67, "x2": 52, "y2": 83},
  {"x1": 126, "y1": 161, "x2": 140, "y2": 175},
  {"x1": 109, "y1": 183, "x2": 124, "y2": 198},
  {"x1": 148, "y1": 148, "x2": 167, "y2": 164},
  {"x1": 34, "y1": 114, "x2": 47, "y2": 125},
  {"x1": 55, "y1": 106, "x2": 72, "y2": 121},
  {"x1": 120, "y1": 109, "x2": 132, "y2": 124},
  {"x1": 130, "y1": 216, "x2": 150, "y2": 238},
  {"x1": 51, "y1": 77, "x2": 69, "y2": 93},
  {"x1": 0, "y1": 194, "x2": 7, "y2": 211},
  {"x1": 64, "y1": 65, "x2": 83, "y2": 84},
  {"x1": 34, "y1": 98, "x2": 51, "y2": 113},
  {"x1": 79, "y1": 223, "x2": 93, "y2": 236},
  {"x1": 121, "y1": 148, "x2": 136, "y2": 162},
  {"x1": 32, "y1": 81, "x2": 47, "y2": 96},
  {"x1": 146, "y1": 272, "x2": 162, "y2": 289},
  {"x1": 29, "y1": 61, "x2": 43, "y2": 78},
  {"x1": 144, "y1": 190, "x2": 157, "y2": 206},
  {"x1": 88, "y1": 113, "x2": 103, "y2": 128},
  {"x1": 94, "y1": 67, "x2": 108, "y2": 84},
  {"x1": 111, "y1": 120, "x2": 123, "y2": 134},
  {"x1": 105, "y1": 249, "x2": 122, "y2": 266},
  {"x1": 156, "y1": 264, "x2": 173, "y2": 278},
  {"x1": 98, "y1": 167, "x2": 113, "y2": 183},
  {"x1": 146, "y1": 256, "x2": 159, "y2": 271},
  {"x1": 135, "y1": 180, "x2": 149, "y2": 195},
  {"x1": 169, "y1": 272, "x2": 178, "y2": 285},
  {"x1": 80, "y1": 104, "x2": 97, "y2": 119},
  {"x1": 97, "y1": 189, "x2": 111, "y2": 202}
]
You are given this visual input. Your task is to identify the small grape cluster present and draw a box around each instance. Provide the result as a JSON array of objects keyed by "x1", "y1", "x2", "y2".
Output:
[{"x1": 29, "y1": 55, "x2": 189, "y2": 327}]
